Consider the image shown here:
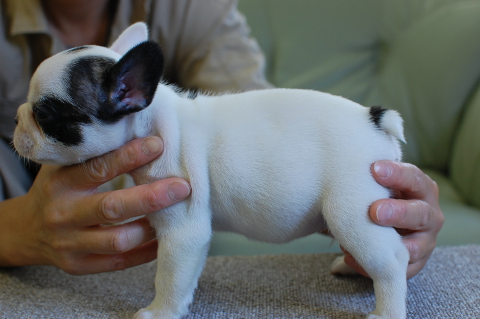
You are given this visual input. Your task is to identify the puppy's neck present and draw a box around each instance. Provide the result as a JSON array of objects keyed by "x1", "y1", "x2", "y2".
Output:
[{"x1": 126, "y1": 83, "x2": 186, "y2": 141}]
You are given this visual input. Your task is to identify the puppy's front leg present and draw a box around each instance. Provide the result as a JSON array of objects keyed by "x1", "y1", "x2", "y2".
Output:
[{"x1": 134, "y1": 205, "x2": 212, "y2": 319}]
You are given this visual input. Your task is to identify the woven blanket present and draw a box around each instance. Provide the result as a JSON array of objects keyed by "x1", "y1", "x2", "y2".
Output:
[{"x1": 1, "y1": 245, "x2": 479, "y2": 318}]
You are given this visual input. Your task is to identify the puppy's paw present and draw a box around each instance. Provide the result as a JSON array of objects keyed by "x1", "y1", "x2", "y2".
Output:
[
  {"x1": 366, "y1": 311, "x2": 405, "y2": 319},
  {"x1": 133, "y1": 309, "x2": 171, "y2": 319},
  {"x1": 330, "y1": 256, "x2": 359, "y2": 276},
  {"x1": 133, "y1": 309, "x2": 156, "y2": 319},
  {"x1": 133, "y1": 307, "x2": 186, "y2": 319}
]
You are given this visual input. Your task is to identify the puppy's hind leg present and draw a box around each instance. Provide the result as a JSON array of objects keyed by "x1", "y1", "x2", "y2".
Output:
[
  {"x1": 323, "y1": 188, "x2": 409, "y2": 319},
  {"x1": 353, "y1": 227, "x2": 408, "y2": 319}
]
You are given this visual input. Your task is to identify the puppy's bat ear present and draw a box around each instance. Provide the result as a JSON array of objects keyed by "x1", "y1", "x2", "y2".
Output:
[
  {"x1": 110, "y1": 22, "x2": 149, "y2": 56},
  {"x1": 104, "y1": 41, "x2": 164, "y2": 118}
]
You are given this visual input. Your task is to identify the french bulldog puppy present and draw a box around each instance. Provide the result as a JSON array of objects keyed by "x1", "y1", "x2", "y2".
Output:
[{"x1": 14, "y1": 22, "x2": 409, "y2": 319}]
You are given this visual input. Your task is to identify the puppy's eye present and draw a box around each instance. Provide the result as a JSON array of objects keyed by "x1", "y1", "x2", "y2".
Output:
[{"x1": 32, "y1": 106, "x2": 51, "y2": 121}]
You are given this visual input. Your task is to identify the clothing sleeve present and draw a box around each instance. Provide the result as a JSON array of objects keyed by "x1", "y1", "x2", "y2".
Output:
[
  {"x1": 0, "y1": 139, "x2": 33, "y2": 201},
  {"x1": 149, "y1": 0, "x2": 273, "y2": 93}
]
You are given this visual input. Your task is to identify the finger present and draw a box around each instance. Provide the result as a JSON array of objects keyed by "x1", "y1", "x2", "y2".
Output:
[
  {"x1": 372, "y1": 161, "x2": 439, "y2": 201},
  {"x1": 343, "y1": 243, "x2": 426, "y2": 280},
  {"x1": 344, "y1": 250, "x2": 423, "y2": 280},
  {"x1": 63, "y1": 240, "x2": 158, "y2": 275},
  {"x1": 75, "y1": 177, "x2": 190, "y2": 226},
  {"x1": 402, "y1": 232, "x2": 435, "y2": 266},
  {"x1": 403, "y1": 233, "x2": 433, "y2": 279},
  {"x1": 406, "y1": 258, "x2": 428, "y2": 279},
  {"x1": 63, "y1": 136, "x2": 164, "y2": 191},
  {"x1": 370, "y1": 198, "x2": 433, "y2": 230},
  {"x1": 342, "y1": 252, "x2": 370, "y2": 278},
  {"x1": 77, "y1": 218, "x2": 156, "y2": 255}
]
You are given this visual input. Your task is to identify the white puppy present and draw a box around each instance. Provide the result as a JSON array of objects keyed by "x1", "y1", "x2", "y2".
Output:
[{"x1": 13, "y1": 23, "x2": 409, "y2": 319}]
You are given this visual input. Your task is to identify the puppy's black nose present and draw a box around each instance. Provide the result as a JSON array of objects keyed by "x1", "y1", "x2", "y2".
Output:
[{"x1": 14, "y1": 116, "x2": 18, "y2": 125}]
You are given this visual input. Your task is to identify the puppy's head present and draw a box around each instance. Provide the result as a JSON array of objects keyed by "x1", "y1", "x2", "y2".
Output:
[{"x1": 13, "y1": 22, "x2": 163, "y2": 165}]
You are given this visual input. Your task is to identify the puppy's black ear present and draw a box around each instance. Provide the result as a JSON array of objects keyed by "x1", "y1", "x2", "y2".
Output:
[{"x1": 103, "y1": 41, "x2": 163, "y2": 119}]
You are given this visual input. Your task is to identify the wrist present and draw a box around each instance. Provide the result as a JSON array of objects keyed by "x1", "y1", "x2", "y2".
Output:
[{"x1": 0, "y1": 195, "x2": 42, "y2": 267}]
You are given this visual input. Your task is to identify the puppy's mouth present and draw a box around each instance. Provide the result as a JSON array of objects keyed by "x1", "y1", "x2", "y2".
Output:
[{"x1": 13, "y1": 110, "x2": 46, "y2": 158}]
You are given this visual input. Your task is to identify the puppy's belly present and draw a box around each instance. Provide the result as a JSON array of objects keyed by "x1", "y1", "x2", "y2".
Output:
[
  {"x1": 207, "y1": 147, "x2": 327, "y2": 243},
  {"x1": 210, "y1": 191, "x2": 326, "y2": 244},
  {"x1": 212, "y1": 211, "x2": 326, "y2": 244}
]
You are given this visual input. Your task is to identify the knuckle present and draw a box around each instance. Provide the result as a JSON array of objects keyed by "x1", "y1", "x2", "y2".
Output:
[
  {"x1": 395, "y1": 163, "x2": 423, "y2": 193},
  {"x1": 43, "y1": 207, "x2": 68, "y2": 229},
  {"x1": 111, "y1": 230, "x2": 131, "y2": 253},
  {"x1": 437, "y1": 210, "x2": 445, "y2": 228},
  {"x1": 114, "y1": 145, "x2": 141, "y2": 175},
  {"x1": 41, "y1": 177, "x2": 60, "y2": 197},
  {"x1": 123, "y1": 144, "x2": 140, "y2": 168},
  {"x1": 85, "y1": 156, "x2": 112, "y2": 184},
  {"x1": 430, "y1": 179, "x2": 439, "y2": 198},
  {"x1": 143, "y1": 187, "x2": 164, "y2": 212},
  {"x1": 50, "y1": 237, "x2": 73, "y2": 254},
  {"x1": 110, "y1": 256, "x2": 129, "y2": 272},
  {"x1": 405, "y1": 241, "x2": 422, "y2": 263},
  {"x1": 394, "y1": 201, "x2": 409, "y2": 223},
  {"x1": 418, "y1": 202, "x2": 432, "y2": 229},
  {"x1": 59, "y1": 259, "x2": 76, "y2": 274},
  {"x1": 409, "y1": 166, "x2": 424, "y2": 193},
  {"x1": 101, "y1": 194, "x2": 124, "y2": 223},
  {"x1": 60, "y1": 258, "x2": 84, "y2": 275},
  {"x1": 50, "y1": 245, "x2": 83, "y2": 275}
]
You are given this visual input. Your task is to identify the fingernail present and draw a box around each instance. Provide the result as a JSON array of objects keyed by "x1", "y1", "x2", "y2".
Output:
[
  {"x1": 141, "y1": 136, "x2": 163, "y2": 156},
  {"x1": 376, "y1": 202, "x2": 394, "y2": 222},
  {"x1": 168, "y1": 181, "x2": 191, "y2": 201},
  {"x1": 374, "y1": 161, "x2": 392, "y2": 178}
]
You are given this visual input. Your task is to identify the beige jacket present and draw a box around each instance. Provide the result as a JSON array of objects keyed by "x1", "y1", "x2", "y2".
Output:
[{"x1": 0, "y1": 0, "x2": 271, "y2": 199}]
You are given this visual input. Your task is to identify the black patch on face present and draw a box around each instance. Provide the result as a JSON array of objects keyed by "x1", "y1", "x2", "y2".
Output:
[
  {"x1": 65, "y1": 56, "x2": 117, "y2": 122},
  {"x1": 369, "y1": 106, "x2": 387, "y2": 129},
  {"x1": 34, "y1": 56, "x2": 116, "y2": 146},
  {"x1": 34, "y1": 43, "x2": 164, "y2": 145},
  {"x1": 33, "y1": 96, "x2": 91, "y2": 146}
]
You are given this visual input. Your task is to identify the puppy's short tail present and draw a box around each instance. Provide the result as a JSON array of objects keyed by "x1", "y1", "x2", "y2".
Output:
[{"x1": 369, "y1": 106, "x2": 406, "y2": 143}]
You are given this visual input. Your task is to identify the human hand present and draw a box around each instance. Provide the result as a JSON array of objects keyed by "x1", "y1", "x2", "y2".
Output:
[
  {"x1": 342, "y1": 160, "x2": 444, "y2": 279},
  {"x1": 0, "y1": 136, "x2": 190, "y2": 275}
]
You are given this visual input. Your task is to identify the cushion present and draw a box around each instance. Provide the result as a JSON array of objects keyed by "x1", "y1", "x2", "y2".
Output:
[{"x1": 239, "y1": 0, "x2": 480, "y2": 171}]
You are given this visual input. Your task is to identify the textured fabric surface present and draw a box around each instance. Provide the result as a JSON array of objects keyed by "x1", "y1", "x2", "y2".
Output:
[{"x1": 0, "y1": 245, "x2": 479, "y2": 318}]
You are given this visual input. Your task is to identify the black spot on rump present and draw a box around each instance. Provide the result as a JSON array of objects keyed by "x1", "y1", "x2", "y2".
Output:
[
  {"x1": 187, "y1": 89, "x2": 198, "y2": 100},
  {"x1": 369, "y1": 106, "x2": 387, "y2": 129},
  {"x1": 65, "y1": 46, "x2": 91, "y2": 54}
]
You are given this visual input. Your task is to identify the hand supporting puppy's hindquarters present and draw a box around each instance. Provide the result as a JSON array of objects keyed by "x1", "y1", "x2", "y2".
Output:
[
  {"x1": 0, "y1": 136, "x2": 191, "y2": 275},
  {"x1": 343, "y1": 160, "x2": 444, "y2": 279}
]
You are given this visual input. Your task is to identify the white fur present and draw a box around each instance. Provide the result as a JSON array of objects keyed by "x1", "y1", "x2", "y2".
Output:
[
  {"x1": 110, "y1": 22, "x2": 149, "y2": 56},
  {"x1": 13, "y1": 23, "x2": 409, "y2": 319}
]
